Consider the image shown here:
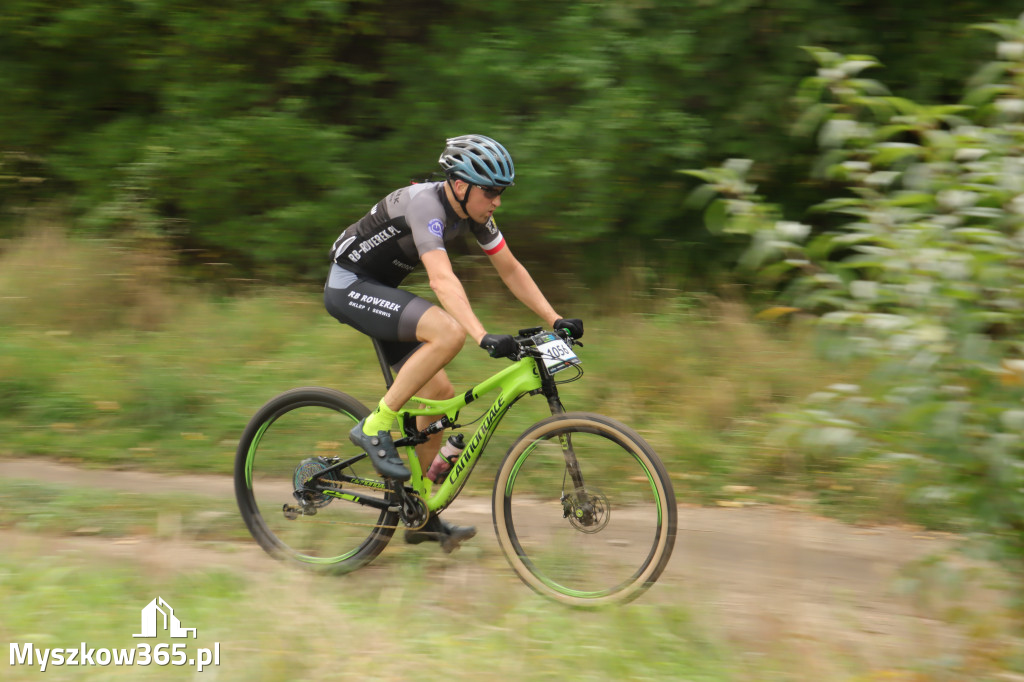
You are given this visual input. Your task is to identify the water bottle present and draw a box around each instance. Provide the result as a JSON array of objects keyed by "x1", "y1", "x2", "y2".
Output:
[{"x1": 425, "y1": 433, "x2": 466, "y2": 483}]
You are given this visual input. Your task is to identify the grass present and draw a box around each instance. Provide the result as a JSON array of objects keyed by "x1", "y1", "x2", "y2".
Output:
[
  {"x1": 2, "y1": 228, "x2": 1016, "y2": 535},
  {"x1": 2, "y1": 522, "x2": 1015, "y2": 682},
  {"x1": 1, "y1": 230, "x2": 1021, "y2": 680},
  {"x1": 0, "y1": 478, "x2": 244, "y2": 541},
  {"x1": 0, "y1": 544, "x2": 754, "y2": 682},
  {"x1": 0, "y1": 229, "x2": 857, "y2": 510}
]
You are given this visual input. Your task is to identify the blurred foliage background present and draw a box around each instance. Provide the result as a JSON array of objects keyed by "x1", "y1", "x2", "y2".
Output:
[{"x1": 2, "y1": 0, "x2": 1022, "y2": 282}]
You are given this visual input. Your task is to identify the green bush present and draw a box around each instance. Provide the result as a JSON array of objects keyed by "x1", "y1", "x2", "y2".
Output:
[
  {"x1": 126, "y1": 112, "x2": 367, "y2": 279},
  {"x1": 687, "y1": 17, "x2": 1024, "y2": 610}
]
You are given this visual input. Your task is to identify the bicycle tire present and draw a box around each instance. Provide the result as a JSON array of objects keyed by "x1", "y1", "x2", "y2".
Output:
[
  {"x1": 234, "y1": 387, "x2": 399, "y2": 573},
  {"x1": 492, "y1": 412, "x2": 677, "y2": 606}
]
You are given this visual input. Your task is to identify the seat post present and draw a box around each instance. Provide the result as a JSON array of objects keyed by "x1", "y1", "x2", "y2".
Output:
[{"x1": 371, "y1": 338, "x2": 395, "y2": 389}]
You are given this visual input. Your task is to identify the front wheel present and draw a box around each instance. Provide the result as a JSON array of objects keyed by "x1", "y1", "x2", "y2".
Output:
[
  {"x1": 234, "y1": 387, "x2": 399, "y2": 573},
  {"x1": 493, "y1": 412, "x2": 677, "y2": 606}
]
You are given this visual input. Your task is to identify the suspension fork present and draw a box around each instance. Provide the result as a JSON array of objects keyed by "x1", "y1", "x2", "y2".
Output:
[{"x1": 540, "y1": 364, "x2": 586, "y2": 491}]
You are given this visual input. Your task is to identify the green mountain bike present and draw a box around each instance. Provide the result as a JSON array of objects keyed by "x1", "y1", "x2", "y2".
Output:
[{"x1": 234, "y1": 327, "x2": 677, "y2": 606}]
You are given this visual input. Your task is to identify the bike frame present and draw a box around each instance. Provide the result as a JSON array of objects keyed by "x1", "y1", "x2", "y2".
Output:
[
  {"x1": 312, "y1": 347, "x2": 569, "y2": 515},
  {"x1": 403, "y1": 355, "x2": 549, "y2": 512}
]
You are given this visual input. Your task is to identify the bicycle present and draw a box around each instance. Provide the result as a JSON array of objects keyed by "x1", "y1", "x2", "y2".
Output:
[{"x1": 234, "y1": 327, "x2": 677, "y2": 606}]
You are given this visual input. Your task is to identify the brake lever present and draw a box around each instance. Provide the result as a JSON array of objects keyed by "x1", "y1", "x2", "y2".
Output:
[
  {"x1": 554, "y1": 329, "x2": 583, "y2": 348},
  {"x1": 513, "y1": 346, "x2": 536, "y2": 361}
]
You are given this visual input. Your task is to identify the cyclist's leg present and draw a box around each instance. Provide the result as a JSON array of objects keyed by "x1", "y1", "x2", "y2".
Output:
[
  {"x1": 381, "y1": 306, "x2": 463, "y2": 408},
  {"x1": 377, "y1": 342, "x2": 456, "y2": 470},
  {"x1": 324, "y1": 266, "x2": 464, "y2": 459},
  {"x1": 375, "y1": 302, "x2": 475, "y2": 548},
  {"x1": 382, "y1": 306, "x2": 464, "y2": 468},
  {"x1": 324, "y1": 268, "x2": 433, "y2": 475},
  {"x1": 409, "y1": 367, "x2": 455, "y2": 471}
]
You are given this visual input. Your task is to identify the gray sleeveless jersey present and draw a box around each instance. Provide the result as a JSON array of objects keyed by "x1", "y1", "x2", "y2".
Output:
[{"x1": 329, "y1": 182, "x2": 506, "y2": 287}]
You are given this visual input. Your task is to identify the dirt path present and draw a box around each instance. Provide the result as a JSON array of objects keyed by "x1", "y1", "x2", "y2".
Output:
[{"x1": 0, "y1": 459, "x2": 996, "y2": 673}]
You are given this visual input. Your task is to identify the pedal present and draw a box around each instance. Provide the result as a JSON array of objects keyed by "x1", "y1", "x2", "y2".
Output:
[{"x1": 282, "y1": 502, "x2": 317, "y2": 520}]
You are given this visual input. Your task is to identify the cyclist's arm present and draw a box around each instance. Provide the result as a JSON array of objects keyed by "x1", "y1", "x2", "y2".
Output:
[
  {"x1": 421, "y1": 249, "x2": 488, "y2": 344},
  {"x1": 486, "y1": 245, "x2": 560, "y2": 327}
]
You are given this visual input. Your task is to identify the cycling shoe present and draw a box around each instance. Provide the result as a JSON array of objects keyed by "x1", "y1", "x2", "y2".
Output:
[
  {"x1": 405, "y1": 514, "x2": 476, "y2": 553},
  {"x1": 349, "y1": 419, "x2": 410, "y2": 481}
]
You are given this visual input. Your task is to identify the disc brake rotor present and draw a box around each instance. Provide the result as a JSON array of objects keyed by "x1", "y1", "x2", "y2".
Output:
[{"x1": 561, "y1": 488, "x2": 610, "y2": 533}]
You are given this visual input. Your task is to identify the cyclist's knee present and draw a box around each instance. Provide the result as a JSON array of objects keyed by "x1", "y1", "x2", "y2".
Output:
[
  {"x1": 418, "y1": 308, "x2": 466, "y2": 357},
  {"x1": 441, "y1": 325, "x2": 466, "y2": 356}
]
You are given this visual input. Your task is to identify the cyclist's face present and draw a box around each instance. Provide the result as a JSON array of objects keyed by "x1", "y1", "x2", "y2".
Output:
[{"x1": 457, "y1": 180, "x2": 503, "y2": 223}]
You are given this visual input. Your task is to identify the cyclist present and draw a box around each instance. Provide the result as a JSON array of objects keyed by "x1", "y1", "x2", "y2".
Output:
[{"x1": 324, "y1": 134, "x2": 583, "y2": 551}]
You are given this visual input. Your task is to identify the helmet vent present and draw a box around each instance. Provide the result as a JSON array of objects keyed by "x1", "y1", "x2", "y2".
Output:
[{"x1": 437, "y1": 134, "x2": 515, "y2": 187}]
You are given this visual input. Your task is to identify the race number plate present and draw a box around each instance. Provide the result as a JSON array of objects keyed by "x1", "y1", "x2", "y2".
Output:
[{"x1": 531, "y1": 332, "x2": 581, "y2": 374}]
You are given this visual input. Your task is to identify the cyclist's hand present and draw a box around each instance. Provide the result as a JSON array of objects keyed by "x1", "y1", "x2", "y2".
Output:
[
  {"x1": 479, "y1": 333, "x2": 518, "y2": 359},
  {"x1": 554, "y1": 318, "x2": 584, "y2": 339}
]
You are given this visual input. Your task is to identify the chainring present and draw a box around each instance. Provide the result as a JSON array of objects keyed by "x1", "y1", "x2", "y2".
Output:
[{"x1": 397, "y1": 490, "x2": 430, "y2": 531}]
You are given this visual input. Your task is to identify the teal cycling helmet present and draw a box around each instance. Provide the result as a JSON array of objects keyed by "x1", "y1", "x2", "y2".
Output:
[{"x1": 438, "y1": 135, "x2": 515, "y2": 187}]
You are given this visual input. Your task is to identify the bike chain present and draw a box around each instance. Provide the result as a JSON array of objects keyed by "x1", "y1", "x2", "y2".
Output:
[{"x1": 293, "y1": 476, "x2": 428, "y2": 531}]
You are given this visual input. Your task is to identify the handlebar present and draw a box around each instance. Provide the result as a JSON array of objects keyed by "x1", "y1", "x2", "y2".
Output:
[
  {"x1": 514, "y1": 326, "x2": 577, "y2": 343},
  {"x1": 511, "y1": 327, "x2": 582, "y2": 361}
]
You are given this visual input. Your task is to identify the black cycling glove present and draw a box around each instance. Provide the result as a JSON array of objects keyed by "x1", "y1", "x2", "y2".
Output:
[
  {"x1": 479, "y1": 333, "x2": 518, "y2": 359},
  {"x1": 554, "y1": 318, "x2": 584, "y2": 339}
]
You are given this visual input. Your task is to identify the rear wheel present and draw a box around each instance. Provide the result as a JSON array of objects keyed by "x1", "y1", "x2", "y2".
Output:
[
  {"x1": 234, "y1": 387, "x2": 399, "y2": 572},
  {"x1": 493, "y1": 412, "x2": 677, "y2": 606}
]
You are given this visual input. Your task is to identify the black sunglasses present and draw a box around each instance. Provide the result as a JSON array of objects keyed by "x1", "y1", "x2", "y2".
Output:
[{"x1": 475, "y1": 185, "x2": 507, "y2": 199}]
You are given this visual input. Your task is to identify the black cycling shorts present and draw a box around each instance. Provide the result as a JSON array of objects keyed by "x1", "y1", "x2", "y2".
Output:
[{"x1": 324, "y1": 264, "x2": 432, "y2": 367}]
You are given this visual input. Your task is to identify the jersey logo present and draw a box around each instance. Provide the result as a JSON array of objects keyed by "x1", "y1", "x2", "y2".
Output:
[{"x1": 427, "y1": 218, "x2": 444, "y2": 238}]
